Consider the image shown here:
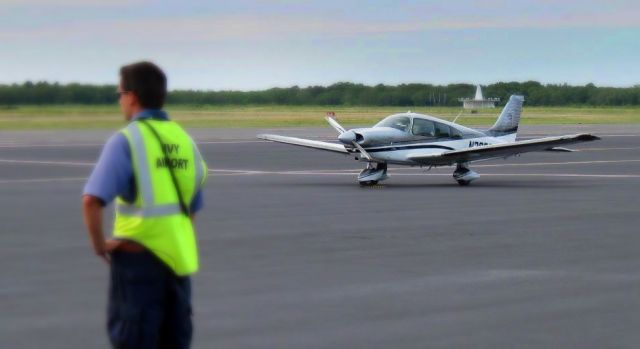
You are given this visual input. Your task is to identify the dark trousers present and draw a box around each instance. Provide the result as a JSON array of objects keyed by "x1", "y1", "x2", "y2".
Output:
[{"x1": 108, "y1": 250, "x2": 192, "y2": 349}]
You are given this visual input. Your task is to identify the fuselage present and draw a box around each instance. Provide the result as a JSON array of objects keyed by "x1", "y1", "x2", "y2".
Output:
[
  {"x1": 257, "y1": 95, "x2": 599, "y2": 186},
  {"x1": 339, "y1": 112, "x2": 516, "y2": 165}
]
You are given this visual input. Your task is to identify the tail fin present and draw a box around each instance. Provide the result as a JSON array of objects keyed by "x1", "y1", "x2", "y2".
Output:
[{"x1": 488, "y1": 95, "x2": 524, "y2": 139}]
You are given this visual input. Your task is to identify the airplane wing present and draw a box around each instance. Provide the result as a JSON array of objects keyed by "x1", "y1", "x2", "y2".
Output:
[
  {"x1": 258, "y1": 134, "x2": 349, "y2": 154},
  {"x1": 408, "y1": 134, "x2": 600, "y2": 165}
]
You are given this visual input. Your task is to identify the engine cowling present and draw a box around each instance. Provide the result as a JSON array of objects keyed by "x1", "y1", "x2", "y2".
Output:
[{"x1": 338, "y1": 127, "x2": 405, "y2": 147}]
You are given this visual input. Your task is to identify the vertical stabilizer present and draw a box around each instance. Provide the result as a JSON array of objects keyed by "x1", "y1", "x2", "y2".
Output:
[{"x1": 488, "y1": 95, "x2": 524, "y2": 139}]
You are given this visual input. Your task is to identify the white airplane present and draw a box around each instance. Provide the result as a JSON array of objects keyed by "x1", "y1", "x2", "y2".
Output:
[{"x1": 258, "y1": 95, "x2": 600, "y2": 186}]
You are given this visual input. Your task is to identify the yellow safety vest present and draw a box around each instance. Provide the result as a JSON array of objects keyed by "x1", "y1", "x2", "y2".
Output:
[{"x1": 113, "y1": 119, "x2": 207, "y2": 276}]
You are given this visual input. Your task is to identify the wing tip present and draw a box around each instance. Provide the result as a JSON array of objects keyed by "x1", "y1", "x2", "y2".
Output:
[
  {"x1": 256, "y1": 134, "x2": 273, "y2": 140},
  {"x1": 546, "y1": 147, "x2": 574, "y2": 152}
]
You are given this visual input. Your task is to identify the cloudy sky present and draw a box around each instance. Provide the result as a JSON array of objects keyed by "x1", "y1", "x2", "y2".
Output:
[{"x1": 1, "y1": 0, "x2": 638, "y2": 90}]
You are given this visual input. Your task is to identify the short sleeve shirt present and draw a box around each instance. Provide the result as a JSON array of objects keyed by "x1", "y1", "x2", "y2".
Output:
[{"x1": 83, "y1": 109, "x2": 204, "y2": 213}]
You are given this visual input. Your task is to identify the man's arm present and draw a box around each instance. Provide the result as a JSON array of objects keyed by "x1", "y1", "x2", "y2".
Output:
[
  {"x1": 82, "y1": 133, "x2": 132, "y2": 262},
  {"x1": 189, "y1": 189, "x2": 204, "y2": 222},
  {"x1": 82, "y1": 195, "x2": 109, "y2": 262}
]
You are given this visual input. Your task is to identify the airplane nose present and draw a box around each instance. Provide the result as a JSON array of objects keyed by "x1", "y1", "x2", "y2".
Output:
[{"x1": 338, "y1": 131, "x2": 356, "y2": 144}]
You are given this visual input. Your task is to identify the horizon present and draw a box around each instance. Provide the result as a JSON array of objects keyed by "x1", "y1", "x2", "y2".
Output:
[
  {"x1": 2, "y1": 1, "x2": 639, "y2": 90},
  {"x1": 2, "y1": 80, "x2": 638, "y2": 92}
]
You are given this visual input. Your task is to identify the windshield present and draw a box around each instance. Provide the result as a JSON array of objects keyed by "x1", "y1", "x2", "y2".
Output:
[{"x1": 375, "y1": 116, "x2": 411, "y2": 132}]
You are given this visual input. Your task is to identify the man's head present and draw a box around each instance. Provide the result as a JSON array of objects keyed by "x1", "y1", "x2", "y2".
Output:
[{"x1": 118, "y1": 61, "x2": 167, "y2": 120}]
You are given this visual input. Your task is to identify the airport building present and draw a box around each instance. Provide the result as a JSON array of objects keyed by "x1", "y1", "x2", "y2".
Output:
[{"x1": 459, "y1": 85, "x2": 500, "y2": 109}]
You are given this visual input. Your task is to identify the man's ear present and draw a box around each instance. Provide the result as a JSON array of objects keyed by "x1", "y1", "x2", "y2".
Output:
[{"x1": 129, "y1": 92, "x2": 141, "y2": 108}]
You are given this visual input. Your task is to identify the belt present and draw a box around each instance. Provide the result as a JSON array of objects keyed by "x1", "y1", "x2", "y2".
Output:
[{"x1": 113, "y1": 240, "x2": 146, "y2": 253}]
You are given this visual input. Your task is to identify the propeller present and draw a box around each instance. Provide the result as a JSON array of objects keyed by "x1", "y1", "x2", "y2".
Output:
[
  {"x1": 325, "y1": 113, "x2": 373, "y2": 161},
  {"x1": 325, "y1": 113, "x2": 346, "y2": 134},
  {"x1": 351, "y1": 141, "x2": 372, "y2": 161}
]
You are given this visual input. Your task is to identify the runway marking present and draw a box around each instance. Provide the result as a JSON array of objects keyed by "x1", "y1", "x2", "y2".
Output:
[
  {"x1": 575, "y1": 147, "x2": 640, "y2": 151},
  {"x1": 283, "y1": 159, "x2": 640, "y2": 170},
  {"x1": 209, "y1": 169, "x2": 640, "y2": 179},
  {"x1": 0, "y1": 140, "x2": 269, "y2": 148},
  {"x1": 0, "y1": 177, "x2": 86, "y2": 184},
  {"x1": 309, "y1": 159, "x2": 640, "y2": 170},
  {"x1": 198, "y1": 140, "x2": 269, "y2": 144},
  {"x1": 473, "y1": 159, "x2": 640, "y2": 168},
  {"x1": 208, "y1": 159, "x2": 640, "y2": 176},
  {"x1": 487, "y1": 173, "x2": 640, "y2": 178},
  {"x1": 0, "y1": 159, "x2": 94, "y2": 167},
  {"x1": 519, "y1": 134, "x2": 640, "y2": 137},
  {"x1": 586, "y1": 134, "x2": 640, "y2": 137},
  {"x1": 1, "y1": 155, "x2": 639, "y2": 176},
  {"x1": 0, "y1": 142, "x2": 109, "y2": 148}
]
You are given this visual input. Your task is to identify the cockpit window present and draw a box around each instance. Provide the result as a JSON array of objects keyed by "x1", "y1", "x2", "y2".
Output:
[
  {"x1": 450, "y1": 126, "x2": 463, "y2": 139},
  {"x1": 434, "y1": 122, "x2": 451, "y2": 138},
  {"x1": 375, "y1": 116, "x2": 411, "y2": 132},
  {"x1": 412, "y1": 118, "x2": 435, "y2": 137}
]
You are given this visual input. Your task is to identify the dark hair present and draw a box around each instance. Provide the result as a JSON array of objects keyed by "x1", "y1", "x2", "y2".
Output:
[{"x1": 119, "y1": 61, "x2": 167, "y2": 109}]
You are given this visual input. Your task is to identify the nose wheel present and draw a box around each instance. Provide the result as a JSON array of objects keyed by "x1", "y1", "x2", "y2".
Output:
[{"x1": 358, "y1": 162, "x2": 388, "y2": 186}]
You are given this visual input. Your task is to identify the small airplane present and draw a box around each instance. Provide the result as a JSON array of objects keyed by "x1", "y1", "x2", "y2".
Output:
[{"x1": 258, "y1": 95, "x2": 600, "y2": 186}]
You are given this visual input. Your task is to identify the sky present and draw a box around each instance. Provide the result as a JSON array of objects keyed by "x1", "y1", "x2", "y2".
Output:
[{"x1": 1, "y1": 0, "x2": 639, "y2": 90}]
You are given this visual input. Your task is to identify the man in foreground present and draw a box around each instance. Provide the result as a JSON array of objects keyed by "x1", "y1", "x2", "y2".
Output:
[{"x1": 82, "y1": 61, "x2": 207, "y2": 348}]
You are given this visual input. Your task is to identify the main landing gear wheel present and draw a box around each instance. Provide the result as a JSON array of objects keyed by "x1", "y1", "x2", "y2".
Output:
[
  {"x1": 453, "y1": 163, "x2": 480, "y2": 186},
  {"x1": 358, "y1": 162, "x2": 388, "y2": 186}
]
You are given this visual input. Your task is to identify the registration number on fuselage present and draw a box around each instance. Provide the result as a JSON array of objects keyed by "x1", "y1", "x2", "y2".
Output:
[{"x1": 468, "y1": 140, "x2": 490, "y2": 147}]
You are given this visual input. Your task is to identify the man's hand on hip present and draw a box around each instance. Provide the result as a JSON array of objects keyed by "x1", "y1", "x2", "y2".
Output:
[{"x1": 82, "y1": 195, "x2": 112, "y2": 264}]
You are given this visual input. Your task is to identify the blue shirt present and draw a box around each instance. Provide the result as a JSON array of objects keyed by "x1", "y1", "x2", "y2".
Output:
[{"x1": 83, "y1": 109, "x2": 204, "y2": 213}]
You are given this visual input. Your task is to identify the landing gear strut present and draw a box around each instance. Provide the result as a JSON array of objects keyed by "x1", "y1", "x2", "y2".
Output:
[
  {"x1": 358, "y1": 162, "x2": 388, "y2": 186},
  {"x1": 453, "y1": 163, "x2": 480, "y2": 186}
]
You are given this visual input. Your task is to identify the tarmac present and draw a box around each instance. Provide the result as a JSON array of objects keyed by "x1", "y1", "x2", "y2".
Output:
[{"x1": 0, "y1": 124, "x2": 639, "y2": 348}]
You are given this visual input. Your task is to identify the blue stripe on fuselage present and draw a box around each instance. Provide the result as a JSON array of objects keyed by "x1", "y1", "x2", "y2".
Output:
[{"x1": 365, "y1": 144, "x2": 455, "y2": 153}]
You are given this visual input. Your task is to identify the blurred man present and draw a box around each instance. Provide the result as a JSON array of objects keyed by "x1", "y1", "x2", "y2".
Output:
[{"x1": 82, "y1": 61, "x2": 207, "y2": 348}]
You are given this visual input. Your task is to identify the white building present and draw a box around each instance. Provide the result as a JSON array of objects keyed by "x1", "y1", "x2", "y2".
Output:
[{"x1": 458, "y1": 85, "x2": 500, "y2": 109}]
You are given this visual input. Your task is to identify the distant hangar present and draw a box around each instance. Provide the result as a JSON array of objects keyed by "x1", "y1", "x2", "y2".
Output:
[{"x1": 459, "y1": 85, "x2": 500, "y2": 109}]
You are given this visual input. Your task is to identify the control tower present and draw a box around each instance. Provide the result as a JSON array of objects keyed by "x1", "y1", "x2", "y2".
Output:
[{"x1": 458, "y1": 85, "x2": 500, "y2": 109}]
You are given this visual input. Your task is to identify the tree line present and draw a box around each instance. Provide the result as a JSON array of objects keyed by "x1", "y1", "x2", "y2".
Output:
[{"x1": 1, "y1": 81, "x2": 639, "y2": 107}]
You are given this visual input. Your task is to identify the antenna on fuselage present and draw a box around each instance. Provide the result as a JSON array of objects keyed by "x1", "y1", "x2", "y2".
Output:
[{"x1": 452, "y1": 110, "x2": 464, "y2": 124}]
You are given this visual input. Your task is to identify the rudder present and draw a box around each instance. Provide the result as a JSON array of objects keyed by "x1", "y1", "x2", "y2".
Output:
[{"x1": 488, "y1": 95, "x2": 524, "y2": 137}]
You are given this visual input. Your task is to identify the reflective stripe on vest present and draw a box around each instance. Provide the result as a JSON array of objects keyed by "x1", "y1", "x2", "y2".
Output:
[
  {"x1": 116, "y1": 203, "x2": 182, "y2": 217},
  {"x1": 116, "y1": 122, "x2": 205, "y2": 216},
  {"x1": 113, "y1": 119, "x2": 207, "y2": 276},
  {"x1": 193, "y1": 139, "x2": 205, "y2": 188}
]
